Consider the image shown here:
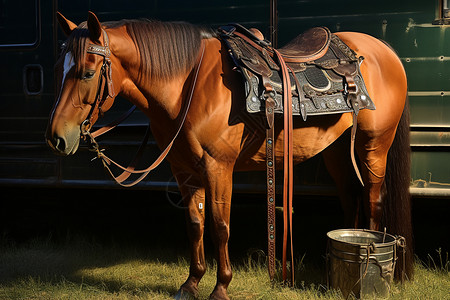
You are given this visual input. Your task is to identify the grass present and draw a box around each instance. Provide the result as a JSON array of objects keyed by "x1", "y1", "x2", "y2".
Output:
[{"x1": 0, "y1": 238, "x2": 448, "y2": 300}]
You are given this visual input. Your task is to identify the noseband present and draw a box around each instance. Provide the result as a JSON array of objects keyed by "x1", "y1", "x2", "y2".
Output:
[{"x1": 80, "y1": 29, "x2": 115, "y2": 139}]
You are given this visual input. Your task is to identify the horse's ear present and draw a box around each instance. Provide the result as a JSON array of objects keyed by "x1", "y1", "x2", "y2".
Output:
[
  {"x1": 56, "y1": 12, "x2": 77, "y2": 36},
  {"x1": 87, "y1": 11, "x2": 102, "y2": 43}
]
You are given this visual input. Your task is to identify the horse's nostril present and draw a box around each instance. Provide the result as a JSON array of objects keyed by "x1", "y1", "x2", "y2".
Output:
[
  {"x1": 54, "y1": 136, "x2": 66, "y2": 152},
  {"x1": 48, "y1": 135, "x2": 67, "y2": 152}
]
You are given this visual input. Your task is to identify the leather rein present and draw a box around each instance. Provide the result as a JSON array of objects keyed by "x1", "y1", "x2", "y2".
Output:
[{"x1": 80, "y1": 30, "x2": 206, "y2": 187}]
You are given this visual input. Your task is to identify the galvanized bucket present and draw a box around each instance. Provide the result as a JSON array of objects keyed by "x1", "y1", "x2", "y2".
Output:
[{"x1": 326, "y1": 229, "x2": 399, "y2": 299}]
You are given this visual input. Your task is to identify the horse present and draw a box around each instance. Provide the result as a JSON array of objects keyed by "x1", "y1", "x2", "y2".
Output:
[{"x1": 46, "y1": 11, "x2": 413, "y2": 300}]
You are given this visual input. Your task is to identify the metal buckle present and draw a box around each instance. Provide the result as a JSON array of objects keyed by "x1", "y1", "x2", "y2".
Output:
[
  {"x1": 80, "y1": 120, "x2": 99, "y2": 152},
  {"x1": 80, "y1": 119, "x2": 91, "y2": 135}
]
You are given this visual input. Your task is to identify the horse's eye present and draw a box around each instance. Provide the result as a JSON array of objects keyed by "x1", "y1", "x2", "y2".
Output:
[{"x1": 82, "y1": 70, "x2": 95, "y2": 80}]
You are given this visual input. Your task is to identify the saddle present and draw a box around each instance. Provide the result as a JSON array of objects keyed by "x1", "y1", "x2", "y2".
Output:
[
  {"x1": 219, "y1": 24, "x2": 375, "y2": 284},
  {"x1": 219, "y1": 24, "x2": 374, "y2": 120}
]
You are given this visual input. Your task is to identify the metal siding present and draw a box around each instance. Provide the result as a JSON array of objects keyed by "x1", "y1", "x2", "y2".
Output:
[{"x1": 1, "y1": 0, "x2": 449, "y2": 197}]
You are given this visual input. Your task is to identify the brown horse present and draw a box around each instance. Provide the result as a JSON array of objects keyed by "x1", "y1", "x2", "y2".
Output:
[{"x1": 46, "y1": 12, "x2": 413, "y2": 299}]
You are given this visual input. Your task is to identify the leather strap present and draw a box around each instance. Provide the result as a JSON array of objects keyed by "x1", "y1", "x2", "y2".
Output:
[
  {"x1": 81, "y1": 29, "x2": 115, "y2": 132},
  {"x1": 87, "y1": 29, "x2": 114, "y2": 99},
  {"x1": 264, "y1": 81, "x2": 276, "y2": 281},
  {"x1": 273, "y1": 49, "x2": 295, "y2": 285},
  {"x1": 91, "y1": 105, "x2": 137, "y2": 138},
  {"x1": 344, "y1": 73, "x2": 364, "y2": 186},
  {"x1": 262, "y1": 49, "x2": 296, "y2": 285},
  {"x1": 350, "y1": 112, "x2": 363, "y2": 186},
  {"x1": 288, "y1": 65, "x2": 307, "y2": 121}
]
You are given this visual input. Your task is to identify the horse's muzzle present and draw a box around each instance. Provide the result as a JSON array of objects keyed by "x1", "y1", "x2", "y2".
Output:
[{"x1": 45, "y1": 129, "x2": 80, "y2": 156}]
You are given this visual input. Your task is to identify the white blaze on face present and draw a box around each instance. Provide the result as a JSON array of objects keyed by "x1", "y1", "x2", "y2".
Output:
[
  {"x1": 50, "y1": 52, "x2": 75, "y2": 119},
  {"x1": 62, "y1": 51, "x2": 75, "y2": 83}
]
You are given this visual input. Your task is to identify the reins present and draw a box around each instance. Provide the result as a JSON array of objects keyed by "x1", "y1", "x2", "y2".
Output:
[
  {"x1": 232, "y1": 29, "x2": 296, "y2": 285},
  {"x1": 273, "y1": 48, "x2": 295, "y2": 285},
  {"x1": 81, "y1": 31, "x2": 206, "y2": 187}
]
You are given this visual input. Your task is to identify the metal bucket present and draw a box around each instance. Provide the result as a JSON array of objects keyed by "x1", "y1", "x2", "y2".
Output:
[{"x1": 327, "y1": 229, "x2": 398, "y2": 299}]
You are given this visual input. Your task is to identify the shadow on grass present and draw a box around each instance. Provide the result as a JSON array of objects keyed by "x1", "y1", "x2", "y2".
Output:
[
  {"x1": 0, "y1": 189, "x2": 343, "y2": 298},
  {"x1": 0, "y1": 235, "x2": 186, "y2": 296},
  {"x1": 0, "y1": 235, "x2": 333, "y2": 299}
]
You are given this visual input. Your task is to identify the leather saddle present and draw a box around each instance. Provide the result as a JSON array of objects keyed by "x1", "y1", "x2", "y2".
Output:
[
  {"x1": 219, "y1": 24, "x2": 375, "y2": 120},
  {"x1": 225, "y1": 23, "x2": 331, "y2": 63},
  {"x1": 278, "y1": 26, "x2": 331, "y2": 62}
]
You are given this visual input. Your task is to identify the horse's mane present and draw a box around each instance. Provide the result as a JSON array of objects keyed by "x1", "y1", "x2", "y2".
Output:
[
  {"x1": 63, "y1": 19, "x2": 215, "y2": 81},
  {"x1": 117, "y1": 20, "x2": 213, "y2": 80}
]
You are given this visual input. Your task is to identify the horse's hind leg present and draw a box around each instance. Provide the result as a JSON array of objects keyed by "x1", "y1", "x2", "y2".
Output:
[
  {"x1": 173, "y1": 171, "x2": 207, "y2": 299},
  {"x1": 357, "y1": 146, "x2": 389, "y2": 230},
  {"x1": 322, "y1": 130, "x2": 362, "y2": 228},
  {"x1": 323, "y1": 128, "x2": 392, "y2": 230},
  {"x1": 355, "y1": 127, "x2": 397, "y2": 230}
]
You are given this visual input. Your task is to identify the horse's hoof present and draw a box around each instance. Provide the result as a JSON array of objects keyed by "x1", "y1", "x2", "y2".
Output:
[
  {"x1": 208, "y1": 288, "x2": 230, "y2": 300},
  {"x1": 208, "y1": 294, "x2": 230, "y2": 300},
  {"x1": 174, "y1": 288, "x2": 198, "y2": 300}
]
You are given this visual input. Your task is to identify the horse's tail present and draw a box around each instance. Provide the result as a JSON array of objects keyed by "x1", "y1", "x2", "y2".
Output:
[{"x1": 382, "y1": 95, "x2": 414, "y2": 280}]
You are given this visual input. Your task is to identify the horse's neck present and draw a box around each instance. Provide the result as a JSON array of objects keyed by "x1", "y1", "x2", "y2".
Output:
[
  {"x1": 121, "y1": 39, "x2": 224, "y2": 122},
  {"x1": 114, "y1": 33, "x2": 225, "y2": 128},
  {"x1": 109, "y1": 28, "x2": 188, "y2": 119},
  {"x1": 141, "y1": 76, "x2": 189, "y2": 120}
]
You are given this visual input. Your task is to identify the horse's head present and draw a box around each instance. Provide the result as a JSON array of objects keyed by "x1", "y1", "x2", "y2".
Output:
[{"x1": 46, "y1": 11, "x2": 117, "y2": 155}]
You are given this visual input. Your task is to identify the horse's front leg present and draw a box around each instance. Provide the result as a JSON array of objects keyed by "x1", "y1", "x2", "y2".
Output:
[
  {"x1": 173, "y1": 170, "x2": 207, "y2": 300},
  {"x1": 204, "y1": 160, "x2": 233, "y2": 300}
]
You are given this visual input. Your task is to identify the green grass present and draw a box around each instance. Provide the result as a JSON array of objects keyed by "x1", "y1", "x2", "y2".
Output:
[{"x1": 0, "y1": 239, "x2": 448, "y2": 300}]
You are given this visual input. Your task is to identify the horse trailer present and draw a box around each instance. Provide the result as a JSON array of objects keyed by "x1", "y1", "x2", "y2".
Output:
[{"x1": 1, "y1": 0, "x2": 449, "y2": 198}]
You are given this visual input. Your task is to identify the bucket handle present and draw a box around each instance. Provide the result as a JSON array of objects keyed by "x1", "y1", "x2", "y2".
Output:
[
  {"x1": 344, "y1": 242, "x2": 376, "y2": 300},
  {"x1": 347, "y1": 239, "x2": 398, "y2": 300}
]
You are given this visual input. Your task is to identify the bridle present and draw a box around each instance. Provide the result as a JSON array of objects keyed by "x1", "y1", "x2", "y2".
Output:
[
  {"x1": 80, "y1": 28, "x2": 116, "y2": 142},
  {"x1": 75, "y1": 28, "x2": 206, "y2": 187}
]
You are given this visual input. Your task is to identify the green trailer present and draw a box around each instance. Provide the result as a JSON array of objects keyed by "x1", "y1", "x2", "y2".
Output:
[{"x1": 1, "y1": 0, "x2": 449, "y2": 197}]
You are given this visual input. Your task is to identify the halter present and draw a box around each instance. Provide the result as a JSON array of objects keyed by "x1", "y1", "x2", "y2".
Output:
[{"x1": 80, "y1": 29, "x2": 115, "y2": 138}]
